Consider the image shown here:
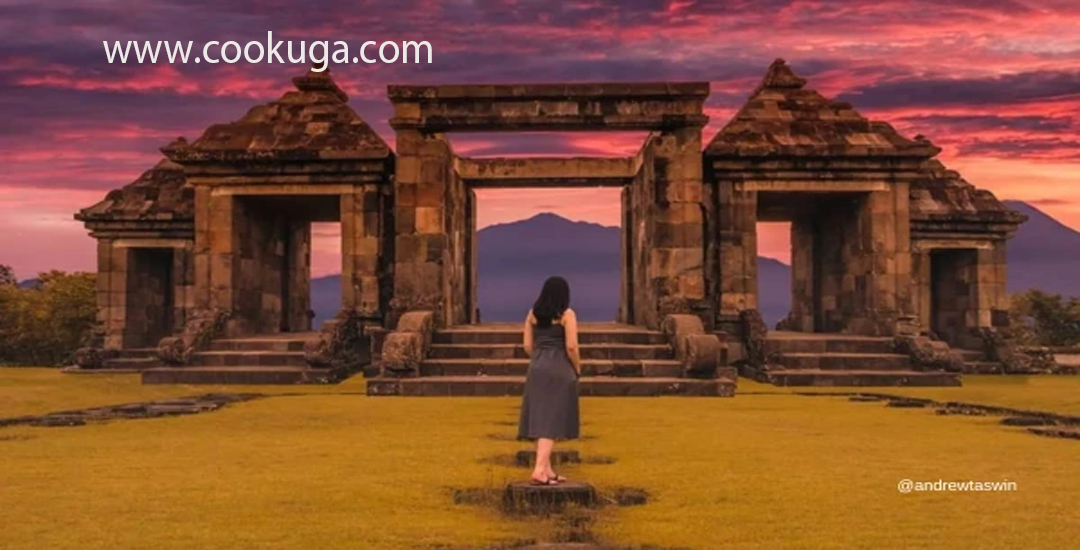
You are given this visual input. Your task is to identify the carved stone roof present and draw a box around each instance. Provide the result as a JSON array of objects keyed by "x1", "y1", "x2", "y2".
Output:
[
  {"x1": 162, "y1": 67, "x2": 391, "y2": 163},
  {"x1": 706, "y1": 59, "x2": 941, "y2": 159},
  {"x1": 910, "y1": 159, "x2": 1027, "y2": 225},
  {"x1": 76, "y1": 158, "x2": 192, "y2": 222}
]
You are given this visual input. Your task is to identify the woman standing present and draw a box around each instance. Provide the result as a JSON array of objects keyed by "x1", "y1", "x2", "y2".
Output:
[{"x1": 517, "y1": 276, "x2": 582, "y2": 485}]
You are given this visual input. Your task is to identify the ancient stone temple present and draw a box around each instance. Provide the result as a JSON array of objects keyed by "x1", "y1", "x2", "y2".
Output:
[{"x1": 74, "y1": 60, "x2": 1026, "y2": 392}]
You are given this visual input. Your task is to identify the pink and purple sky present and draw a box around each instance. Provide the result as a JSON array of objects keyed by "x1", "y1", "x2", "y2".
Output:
[{"x1": 1, "y1": 0, "x2": 1078, "y2": 278}]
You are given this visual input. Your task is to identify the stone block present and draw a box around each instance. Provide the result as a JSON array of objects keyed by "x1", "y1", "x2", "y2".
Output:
[
  {"x1": 415, "y1": 207, "x2": 443, "y2": 234},
  {"x1": 397, "y1": 310, "x2": 435, "y2": 351},
  {"x1": 683, "y1": 333, "x2": 723, "y2": 377},
  {"x1": 381, "y1": 331, "x2": 423, "y2": 376}
]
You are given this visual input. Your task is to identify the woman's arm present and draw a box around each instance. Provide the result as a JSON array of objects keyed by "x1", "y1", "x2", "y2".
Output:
[
  {"x1": 523, "y1": 310, "x2": 535, "y2": 356},
  {"x1": 563, "y1": 309, "x2": 582, "y2": 376}
]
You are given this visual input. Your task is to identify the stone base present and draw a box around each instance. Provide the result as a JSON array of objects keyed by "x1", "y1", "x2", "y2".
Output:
[
  {"x1": 142, "y1": 366, "x2": 351, "y2": 385},
  {"x1": 748, "y1": 367, "x2": 962, "y2": 387},
  {"x1": 503, "y1": 481, "x2": 597, "y2": 514},
  {"x1": 515, "y1": 449, "x2": 581, "y2": 467},
  {"x1": 366, "y1": 375, "x2": 736, "y2": 396}
]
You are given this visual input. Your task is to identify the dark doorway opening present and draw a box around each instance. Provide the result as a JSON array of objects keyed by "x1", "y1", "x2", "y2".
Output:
[{"x1": 126, "y1": 247, "x2": 175, "y2": 347}]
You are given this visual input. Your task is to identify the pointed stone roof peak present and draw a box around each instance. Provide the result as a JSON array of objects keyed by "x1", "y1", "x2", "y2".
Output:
[
  {"x1": 758, "y1": 58, "x2": 807, "y2": 91},
  {"x1": 292, "y1": 64, "x2": 348, "y2": 102}
]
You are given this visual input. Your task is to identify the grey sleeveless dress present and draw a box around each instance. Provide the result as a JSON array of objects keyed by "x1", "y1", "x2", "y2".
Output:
[{"x1": 517, "y1": 323, "x2": 580, "y2": 441}]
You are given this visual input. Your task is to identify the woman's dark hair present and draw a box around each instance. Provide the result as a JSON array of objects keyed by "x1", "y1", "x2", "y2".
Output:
[{"x1": 532, "y1": 276, "x2": 570, "y2": 328}]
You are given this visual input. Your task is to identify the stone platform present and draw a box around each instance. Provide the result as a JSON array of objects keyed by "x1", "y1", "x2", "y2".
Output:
[
  {"x1": 503, "y1": 481, "x2": 597, "y2": 514},
  {"x1": 745, "y1": 332, "x2": 962, "y2": 387},
  {"x1": 368, "y1": 322, "x2": 737, "y2": 397},
  {"x1": 141, "y1": 333, "x2": 351, "y2": 385}
]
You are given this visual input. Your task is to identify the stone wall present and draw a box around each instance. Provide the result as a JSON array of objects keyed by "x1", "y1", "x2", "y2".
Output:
[
  {"x1": 391, "y1": 131, "x2": 467, "y2": 328},
  {"x1": 341, "y1": 184, "x2": 392, "y2": 321}
]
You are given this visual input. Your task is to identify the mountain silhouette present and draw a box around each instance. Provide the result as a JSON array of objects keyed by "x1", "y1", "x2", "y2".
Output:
[
  {"x1": 1003, "y1": 200, "x2": 1080, "y2": 297},
  {"x1": 310, "y1": 204, "x2": 1079, "y2": 327}
]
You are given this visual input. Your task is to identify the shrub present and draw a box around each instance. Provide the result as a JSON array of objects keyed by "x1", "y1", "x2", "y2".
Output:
[{"x1": 0, "y1": 270, "x2": 97, "y2": 366}]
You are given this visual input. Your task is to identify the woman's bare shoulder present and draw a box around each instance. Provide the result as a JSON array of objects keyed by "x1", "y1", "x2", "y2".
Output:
[{"x1": 561, "y1": 308, "x2": 578, "y2": 322}]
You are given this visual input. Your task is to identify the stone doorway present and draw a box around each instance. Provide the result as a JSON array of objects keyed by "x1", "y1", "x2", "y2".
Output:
[
  {"x1": 221, "y1": 194, "x2": 337, "y2": 335},
  {"x1": 929, "y1": 248, "x2": 979, "y2": 348},
  {"x1": 758, "y1": 192, "x2": 869, "y2": 333},
  {"x1": 125, "y1": 247, "x2": 176, "y2": 347},
  {"x1": 471, "y1": 188, "x2": 623, "y2": 324}
]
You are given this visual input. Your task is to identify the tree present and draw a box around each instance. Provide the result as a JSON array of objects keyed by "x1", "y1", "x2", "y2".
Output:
[
  {"x1": 0, "y1": 270, "x2": 97, "y2": 366},
  {"x1": 1009, "y1": 289, "x2": 1080, "y2": 347}
]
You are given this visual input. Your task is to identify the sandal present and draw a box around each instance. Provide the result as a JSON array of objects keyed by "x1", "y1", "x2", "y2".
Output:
[
  {"x1": 548, "y1": 473, "x2": 567, "y2": 482},
  {"x1": 530, "y1": 476, "x2": 559, "y2": 486}
]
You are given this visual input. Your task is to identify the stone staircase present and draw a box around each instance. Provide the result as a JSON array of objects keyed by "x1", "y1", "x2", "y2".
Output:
[
  {"x1": 747, "y1": 331, "x2": 962, "y2": 386},
  {"x1": 141, "y1": 333, "x2": 342, "y2": 384},
  {"x1": 955, "y1": 348, "x2": 1005, "y2": 374},
  {"x1": 366, "y1": 323, "x2": 737, "y2": 397}
]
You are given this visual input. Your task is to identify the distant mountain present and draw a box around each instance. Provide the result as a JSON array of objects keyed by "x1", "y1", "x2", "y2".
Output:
[
  {"x1": 308, "y1": 203, "x2": 1079, "y2": 328},
  {"x1": 18, "y1": 279, "x2": 41, "y2": 290},
  {"x1": 1004, "y1": 201, "x2": 1080, "y2": 297}
]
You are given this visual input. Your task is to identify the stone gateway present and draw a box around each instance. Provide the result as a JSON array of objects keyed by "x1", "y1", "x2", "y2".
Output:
[{"x1": 75, "y1": 60, "x2": 1025, "y2": 392}]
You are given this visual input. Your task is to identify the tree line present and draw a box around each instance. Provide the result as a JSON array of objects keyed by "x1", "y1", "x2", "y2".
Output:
[{"x1": 0, "y1": 263, "x2": 1078, "y2": 366}]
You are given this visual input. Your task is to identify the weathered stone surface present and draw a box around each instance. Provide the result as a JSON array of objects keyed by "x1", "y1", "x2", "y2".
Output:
[
  {"x1": 303, "y1": 309, "x2": 369, "y2": 371},
  {"x1": 381, "y1": 332, "x2": 423, "y2": 376},
  {"x1": 894, "y1": 335, "x2": 965, "y2": 372},
  {"x1": 502, "y1": 481, "x2": 597, "y2": 514},
  {"x1": 683, "y1": 334, "x2": 723, "y2": 378},
  {"x1": 157, "y1": 308, "x2": 229, "y2": 365},
  {"x1": 0, "y1": 393, "x2": 261, "y2": 428}
]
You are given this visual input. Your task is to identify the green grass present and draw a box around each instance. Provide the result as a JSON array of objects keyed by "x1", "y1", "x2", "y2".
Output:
[
  {"x1": 740, "y1": 376, "x2": 1080, "y2": 416},
  {"x1": 1, "y1": 369, "x2": 1078, "y2": 549}
]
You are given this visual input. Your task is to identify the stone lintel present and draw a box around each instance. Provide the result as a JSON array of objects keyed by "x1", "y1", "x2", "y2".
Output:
[
  {"x1": 737, "y1": 180, "x2": 888, "y2": 193},
  {"x1": 163, "y1": 148, "x2": 391, "y2": 164},
  {"x1": 388, "y1": 81, "x2": 710, "y2": 101},
  {"x1": 455, "y1": 156, "x2": 637, "y2": 188},
  {"x1": 389, "y1": 114, "x2": 709, "y2": 132},
  {"x1": 912, "y1": 238, "x2": 994, "y2": 251},
  {"x1": 113, "y1": 238, "x2": 192, "y2": 249},
  {"x1": 173, "y1": 159, "x2": 392, "y2": 178},
  {"x1": 209, "y1": 184, "x2": 361, "y2": 196}
]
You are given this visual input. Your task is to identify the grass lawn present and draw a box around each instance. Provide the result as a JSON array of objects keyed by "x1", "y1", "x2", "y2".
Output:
[{"x1": 1, "y1": 369, "x2": 1078, "y2": 549}]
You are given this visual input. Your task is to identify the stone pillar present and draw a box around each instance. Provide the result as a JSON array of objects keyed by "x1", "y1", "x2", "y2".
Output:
[
  {"x1": 286, "y1": 219, "x2": 311, "y2": 332},
  {"x1": 647, "y1": 127, "x2": 708, "y2": 328},
  {"x1": 978, "y1": 240, "x2": 1010, "y2": 329},
  {"x1": 619, "y1": 186, "x2": 631, "y2": 324},
  {"x1": 716, "y1": 184, "x2": 758, "y2": 319},
  {"x1": 341, "y1": 184, "x2": 386, "y2": 322},
  {"x1": 789, "y1": 217, "x2": 815, "y2": 332},
  {"x1": 391, "y1": 130, "x2": 454, "y2": 328},
  {"x1": 96, "y1": 240, "x2": 127, "y2": 350},
  {"x1": 172, "y1": 242, "x2": 195, "y2": 332},
  {"x1": 467, "y1": 188, "x2": 479, "y2": 323}
]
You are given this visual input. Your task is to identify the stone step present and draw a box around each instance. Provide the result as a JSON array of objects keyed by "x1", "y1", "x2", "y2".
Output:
[
  {"x1": 779, "y1": 352, "x2": 911, "y2": 371},
  {"x1": 209, "y1": 338, "x2": 308, "y2": 352},
  {"x1": 141, "y1": 366, "x2": 336, "y2": 385},
  {"x1": 117, "y1": 348, "x2": 159, "y2": 359},
  {"x1": 188, "y1": 351, "x2": 307, "y2": 367},
  {"x1": 433, "y1": 325, "x2": 668, "y2": 345},
  {"x1": 956, "y1": 349, "x2": 985, "y2": 362},
  {"x1": 102, "y1": 356, "x2": 160, "y2": 370},
  {"x1": 762, "y1": 369, "x2": 961, "y2": 387},
  {"x1": 366, "y1": 375, "x2": 736, "y2": 397},
  {"x1": 426, "y1": 343, "x2": 672, "y2": 361},
  {"x1": 963, "y1": 361, "x2": 1004, "y2": 374},
  {"x1": 419, "y1": 358, "x2": 683, "y2": 378},
  {"x1": 765, "y1": 333, "x2": 897, "y2": 355}
]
